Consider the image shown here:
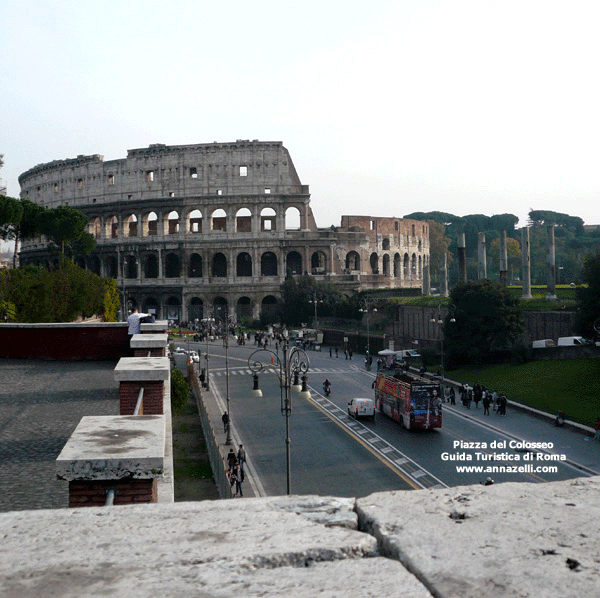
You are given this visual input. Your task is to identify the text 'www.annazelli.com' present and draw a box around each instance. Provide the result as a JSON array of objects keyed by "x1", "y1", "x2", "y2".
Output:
[{"x1": 456, "y1": 465, "x2": 558, "y2": 474}]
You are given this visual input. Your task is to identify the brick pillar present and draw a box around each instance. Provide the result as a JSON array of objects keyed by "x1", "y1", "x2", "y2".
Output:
[
  {"x1": 69, "y1": 479, "x2": 158, "y2": 507},
  {"x1": 130, "y1": 333, "x2": 168, "y2": 358},
  {"x1": 114, "y1": 356, "x2": 170, "y2": 416},
  {"x1": 56, "y1": 415, "x2": 165, "y2": 509}
]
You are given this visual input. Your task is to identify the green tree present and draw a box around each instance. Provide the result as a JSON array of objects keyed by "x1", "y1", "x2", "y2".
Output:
[
  {"x1": 0, "y1": 195, "x2": 24, "y2": 240},
  {"x1": 103, "y1": 278, "x2": 120, "y2": 322},
  {"x1": 428, "y1": 220, "x2": 452, "y2": 284},
  {"x1": 575, "y1": 251, "x2": 600, "y2": 339},
  {"x1": 444, "y1": 280, "x2": 524, "y2": 368},
  {"x1": 42, "y1": 205, "x2": 89, "y2": 256}
]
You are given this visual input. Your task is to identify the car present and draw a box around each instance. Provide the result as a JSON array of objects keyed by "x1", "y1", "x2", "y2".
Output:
[
  {"x1": 348, "y1": 398, "x2": 376, "y2": 421},
  {"x1": 189, "y1": 350, "x2": 200, "y2": 363},
  {"x1": 174, "y1": 347, "x2": 188, "y2": 355}
]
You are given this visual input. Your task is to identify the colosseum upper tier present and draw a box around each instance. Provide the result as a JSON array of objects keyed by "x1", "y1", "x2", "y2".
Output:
[{"x1": 18, "y1": 140, "x2": 430, "y2": 322}]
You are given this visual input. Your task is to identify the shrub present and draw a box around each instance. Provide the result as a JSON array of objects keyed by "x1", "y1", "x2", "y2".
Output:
[{"x1": 171, "y1": 368, "x2": 190, "y2": 416}]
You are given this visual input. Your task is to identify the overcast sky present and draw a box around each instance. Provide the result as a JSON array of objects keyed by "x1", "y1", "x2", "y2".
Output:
[{"x1": 2, "y1": 0, "x2": 599, "y2": 252}]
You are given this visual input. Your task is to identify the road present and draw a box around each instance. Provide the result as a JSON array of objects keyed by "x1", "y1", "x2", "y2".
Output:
[{"x1": 178, "y1": 338, "x2": 600, "y2": 497}]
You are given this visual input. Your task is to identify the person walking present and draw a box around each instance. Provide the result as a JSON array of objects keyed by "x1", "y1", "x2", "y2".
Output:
[
  {"x1": 482, "y1": 390, "x2": 491, "y2": 415},
  {"x1": 237, "y1": 443, "x2": 246, "y2": 470},
  {"x1": 499, "y1": 394, "x2": 507, "y2": 416},
  {"x1": 222, "y1": 411, "x2": 230, "y2": 433}
]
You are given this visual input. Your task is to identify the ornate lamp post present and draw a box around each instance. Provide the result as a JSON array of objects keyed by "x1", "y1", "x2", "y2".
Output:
[
  {"x1": 309, "y1": 291, "x2": 323, "y2": 328},
  {"x1": 430, "y1": 303, "x2": 456, "y2": 386},
  {"x1": 248, "y1": 333, "x2": 311, "y2": 495},
  {"x1": 359, "y1": 297, "x2": 377, "y2": 358},
  {"x1": 213, "y1": 314, "x2": 232, "y2": 445}
]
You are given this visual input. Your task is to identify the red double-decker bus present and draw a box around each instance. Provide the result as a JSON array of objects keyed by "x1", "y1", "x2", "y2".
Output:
[{"x1": 374, "y1": 371, "x2": 442, "y2": 430}]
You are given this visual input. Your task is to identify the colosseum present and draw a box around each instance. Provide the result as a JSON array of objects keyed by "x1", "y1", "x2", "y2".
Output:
[{"x1": 18, "y1": 140, "x2": 430, "y2": 322}]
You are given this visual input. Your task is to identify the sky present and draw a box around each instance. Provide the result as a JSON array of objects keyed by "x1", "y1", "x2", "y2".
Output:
[{"x1": 2, "y1": 0, "x2": 599, "y2": 255}]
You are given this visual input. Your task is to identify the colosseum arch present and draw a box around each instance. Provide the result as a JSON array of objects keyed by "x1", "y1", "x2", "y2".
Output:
[
  {"x1": 418, "y1": 255, "x2": 422, "y2": 279},
  {"x1": 411, "y1": 254, "x2": 417, "y2": 279},
  {"x1": 236, "y1": 296, "x2": 252, "y2": 321},
  {"x1": 382, "y1": 238, "x2": 390, "y2": 251},
  {"x1": 106, "y1": 215, "x2": 119, "y2": 239},
  {"x1": 188, "y1": 209, "x2": 203, "y2": 234},
  {"x1": 403, "y1": 253, "x2": 409, "y2": 279},
  {"x1": 189, "y1": 297, "x2": 203, "y2": 322},
  {"x1": 235, "y1": 208, "x2": 252, "y2": 233},
  {"x1": 123, "y1": 255, "x2": 138, "y2": 279},
  {"x1": 144, "y1": 254, "x2": 159, "y2": 279},
  {"x1": 106, "y1": 256, "x2": 118, "y2": 278},
  {"x1": 166, "y1": 296, "x2": 182, "y2": 322},
  {"x1": 125, "y1": 214, "x2": 138, "y2": 237},
  {"x1": 166, "y1": 211, "x2": 180, "y2": 235},
  {"x1": 188, "y1": 253, "x2": 203, "y2": 278},
  {"x1": 285, "y1": 207, "x2": 301, "y2": 230},
  {"x1": 143, "y1": 211, "x2": 158, "y2": 236},
  {"x1": 311, "y1": 251, "x2": 327, "y2": 274},
  {"x1": 211, "y1": 209, "x2": 227, "y2": 232},
  {"x1": 236, "y1": 252, "x2": 252, "y2": 277},
  {"x1": 286, "y1": 251, "x2": 302, "y2": 276},
  {"x1": 261, "y1": 251, "x2": 278, "y2": 276},
  {"x1": 382, "y1": 254, "x2": 390, "y2": 277},
  {"x1": 213, "y1": 296, "x2": 228, "y2": 320},
  {"x1": 88, "y1": 217, "x2": 101, "y2": 239},
  {"x1": 260, "y1": 207, "x2": 276, "y2": 231},
  {"x1": 212, "y1": 252, "x2": 227, "y2": 277},
  {"x1": 393, "y1": 253, "x2": 401, "y2": 278},
  {"x1": 346, "y1": 251, "x2": 360, "y2": 272},
  {"x1": 369, "y1": 252, "x2": 379, "y2": 275},
  {"x1": 165, "y1": 253, "x2": 181, "y2": 278}
]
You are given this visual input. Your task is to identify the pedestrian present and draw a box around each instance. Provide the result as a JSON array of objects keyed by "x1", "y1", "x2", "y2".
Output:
[
  {"x1": 499, "y1": 394, "x2": 507, "y2": 416},
  {"x1": 222, "y1": 411, "x2": 230, "y2": 433},
  {"x1": 555, "y1": 410, "x2": 566, "y2": 427},
  {"x1": 227, "y1": 448, "x2": 237, "y2": 469},
  {"x1": 199, "y1": 369, "x2": 205, "y2": 389},
  {"x1": 449, "y1": 387, "x2": 456, "y2": 405},
  {"x1": 594, "y1": 418, "x2": 600, "y2": 441},
  {"x1": 482, "y1": 391, "x2": 491, "y2": 416},
  {"x1": 349, "y1": 349, "x2": 353, "y2": 359},
  {"x1": 237, "y1": 443, "x2": 246, "y2": 470},
  {"x1": 335, "y1": 347, "x2": 338, "y2": 358},
  {"x1": 473, "y1": 383, "x2": 482, "y2": 409},
  {"x1": 234, "y1": 463, "x2": 244, "y2": 497},
  {"x1": 228, "y1": 466, "x2": 239, "y2": 497},
  {"x1": 329, "y1": 347, "x2": 332, "y2": 358}
]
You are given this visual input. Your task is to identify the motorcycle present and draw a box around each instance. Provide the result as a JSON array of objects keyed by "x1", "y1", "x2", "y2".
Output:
[{"x1": 323, "y1": 384, "x2": 331, "y2": 397}]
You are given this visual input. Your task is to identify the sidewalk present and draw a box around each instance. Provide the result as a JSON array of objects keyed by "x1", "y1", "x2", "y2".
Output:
[
  {"x1": 190, "y1": 366, "x2": 257, "y2": 499},
  {"x1": 434, "y1": 372, "x2": 600, "y2": 476}
]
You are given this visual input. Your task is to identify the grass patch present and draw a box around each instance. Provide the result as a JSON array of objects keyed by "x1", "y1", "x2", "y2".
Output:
[
  {"x1": 174, "y1": 461, "x2": 214, "y2": 480},
  {"x1": 445, "y1": 359, "x2": 600, "y2": 427}
]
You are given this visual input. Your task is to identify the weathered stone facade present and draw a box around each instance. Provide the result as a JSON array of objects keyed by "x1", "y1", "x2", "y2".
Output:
[{"x1": 18, "y1": 141, "x2": 430, "y2": 321}]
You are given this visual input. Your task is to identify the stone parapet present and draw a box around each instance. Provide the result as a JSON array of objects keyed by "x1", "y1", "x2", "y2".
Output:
[
  {"x1": 131, "y1": 333, "x2": 168, "y2": 357},
  {"x1": 114, "y1": 356, "x2": 170, "y2": 414},
  {"x1": 56, "y1": 415, "x2": 165, "y2": 508},
  {"x1": 140, "y1": 320, "x2": 169, "y2": 334},
  {"x1": 1, "y1": 479, "x2": 598, "y2": 597}
]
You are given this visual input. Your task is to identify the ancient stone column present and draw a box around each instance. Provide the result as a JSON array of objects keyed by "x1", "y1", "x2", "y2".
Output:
[
  {"x1": 546, "y1": 225, "x2": 557, "y2": 300},
  {"x1": 521, "y1": 227, "x2": 532, "y2": 298},
  {"x1": 477, "y1": 233, "x2": 487, "y2": 280},
  {"x1": 457, "y1": 233, "x2": 467, "y2": 283},
  {"x1": 441, "y1": 253, "x2": 449, "y2": 297},
  {"x1": 423, "y1": 259, "x2": 430, "y2": 295},
  {"x1": 499, "y1": 230, "x2": 508, "y2": 286}
]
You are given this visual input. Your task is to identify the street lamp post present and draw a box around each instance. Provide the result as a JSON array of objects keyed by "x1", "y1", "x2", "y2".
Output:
[
  {"x1": 359, "y1": 297, "x2": 377, "y2": 358},
  {"x1": 248, "y1": 334, "x2": 311, "y2": 495},
  {"x1": 309, "y1": 291, "x2": 323, "y2": 328},
  {"x1": 430, "y1": 303, "x2": 456, "y2": 389},
  {"x1": 213, "y1": 314, "x2": 231, "y2": 445}
]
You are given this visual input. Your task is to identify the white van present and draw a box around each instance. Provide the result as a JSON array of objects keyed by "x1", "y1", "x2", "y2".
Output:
[
  {"x1": 348, "y1": 398, "x2": 376, "y2": 421},
  {"x1": 557, "y1": 336, "x2": 591, "y2": 346},
  {"x1": 532, "y1": 339, "x2": 556, "y2": 348}
]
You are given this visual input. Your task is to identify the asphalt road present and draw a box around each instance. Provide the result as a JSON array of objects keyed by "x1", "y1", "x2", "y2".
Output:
[{"x1": 180, "y1": 339, "x2": 600, "y2": 497}]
